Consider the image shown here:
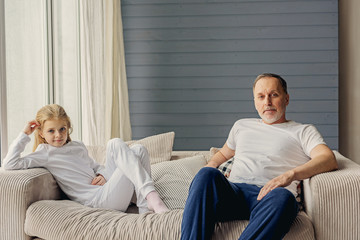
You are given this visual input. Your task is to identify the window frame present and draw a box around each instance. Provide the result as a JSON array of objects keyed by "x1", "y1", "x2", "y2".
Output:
[
  {"x1": 0, "y1": 0, "x2": 8, "y2": 163},
  {"x1": 0, "y1": 0, "x2": 82, "y2": 163}
]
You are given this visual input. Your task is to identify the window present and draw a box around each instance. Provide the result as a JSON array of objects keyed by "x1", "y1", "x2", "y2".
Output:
[
  {"x1": 52, "y1": 0, "x2": 81, "y2": 142},
  {"x1": 1, "y1": 0, "x2": 81, "y2": 161}
]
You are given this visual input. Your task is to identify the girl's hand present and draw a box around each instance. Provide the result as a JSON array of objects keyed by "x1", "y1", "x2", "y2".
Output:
[
  {"x1": 23, "y1": 120, "x2": 40, "y2": 135},
  {"x1": 91, "y1": 174, "x2": 106, "y2": 186}
]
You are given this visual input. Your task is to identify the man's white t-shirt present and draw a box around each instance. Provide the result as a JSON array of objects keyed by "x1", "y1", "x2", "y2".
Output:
[{"x1": 226, "y1": 118, "x2": 326, "y2": 196}]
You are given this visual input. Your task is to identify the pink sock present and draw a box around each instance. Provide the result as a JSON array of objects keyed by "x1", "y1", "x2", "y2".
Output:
[{"x1": 146, "y1": 191, "x2": 169, "y2": 213}]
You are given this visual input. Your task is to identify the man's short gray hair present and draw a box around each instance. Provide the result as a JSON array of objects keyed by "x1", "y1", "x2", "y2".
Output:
[{"x1": 253, "y1": 73, "x2": 288, "y2": 94}]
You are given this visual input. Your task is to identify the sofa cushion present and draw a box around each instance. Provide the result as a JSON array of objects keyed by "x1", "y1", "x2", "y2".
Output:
[
  {"x1": 151, "y1": 155, "x2": 207, "y2": 209},
  {"x1": 127, "y1": 131, "x2": 175, "y2": 165},
  {"x1": 25, "y1": 200, "x2": 314, "y2": 240},
  {"x1": 87, "y1": 132, "x2": 175, "y2": 165},
  {"x1": 25, "y1": 200, "x2": 184, "y2": 240}
]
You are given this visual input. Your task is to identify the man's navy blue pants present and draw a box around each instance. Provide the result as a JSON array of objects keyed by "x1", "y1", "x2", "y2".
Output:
[{"x1": 181, "y1": 167, "x2": 299, "y2": 240}]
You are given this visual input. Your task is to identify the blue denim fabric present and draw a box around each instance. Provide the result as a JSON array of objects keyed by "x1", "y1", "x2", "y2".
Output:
[{"x1": 181, "y1": 167, "x2": 299, "y2": 240}]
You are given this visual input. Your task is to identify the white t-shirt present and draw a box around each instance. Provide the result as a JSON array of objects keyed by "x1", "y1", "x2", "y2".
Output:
[
  {"x1": 3, "y1": 132, "x2": 110, "y2": 205},
  {"x1": 226, "y1": 118, "x2": 326, "y2": 196}
]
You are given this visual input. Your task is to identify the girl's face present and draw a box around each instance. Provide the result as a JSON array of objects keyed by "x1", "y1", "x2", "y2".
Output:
[{"x1": 40, "y1": 118, "x2": 68, "y2": 147}]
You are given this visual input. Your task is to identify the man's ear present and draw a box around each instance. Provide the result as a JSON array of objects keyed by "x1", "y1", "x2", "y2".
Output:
[{"x1": 285, "y1": 94, "x2": 290, "y2": 106}]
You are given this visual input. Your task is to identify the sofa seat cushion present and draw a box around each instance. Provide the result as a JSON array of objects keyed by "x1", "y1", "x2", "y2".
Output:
[
  {"x1": 25, "y1": 200, "x2": 183, "y2": 240},
  {"x1": 25, "y1": 200, "x2": 314, "y2": 240}
]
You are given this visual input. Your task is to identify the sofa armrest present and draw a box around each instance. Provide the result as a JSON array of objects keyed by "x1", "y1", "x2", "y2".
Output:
[
  {"x1": 0, "y1": 168, "x2": 62, "y2": 240},
  {"x1": 303, "y1": 151, "x2": 360, "y2": 240}
]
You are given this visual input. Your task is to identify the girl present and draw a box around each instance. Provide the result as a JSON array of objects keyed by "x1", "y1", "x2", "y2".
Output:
[{"x1": 3, "y1": 104, "x2": 169, "y2": 214}]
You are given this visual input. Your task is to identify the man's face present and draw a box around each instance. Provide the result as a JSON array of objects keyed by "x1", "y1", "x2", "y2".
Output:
[{"x1": 253, "y1": 77, "x2": 289, "y2": 125}]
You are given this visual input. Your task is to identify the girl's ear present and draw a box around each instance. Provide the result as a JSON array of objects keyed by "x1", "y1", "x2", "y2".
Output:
[{"x1": 39, "y1": 129, "x2": 44, "y2": 138}]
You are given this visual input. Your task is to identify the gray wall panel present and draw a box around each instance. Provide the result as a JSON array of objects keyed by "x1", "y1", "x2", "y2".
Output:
[
  {"x1": 128, "y1": 88, "x2": 337, "y2": 101},
  {"x1": 130, "y1": 113, "x2": 338, "y2": 127},
  {"x1": 129, "y1": 100, "x2": 338, "y2": 114},
  {"x1": 125, "y1": 51, "x2": 338, "y2": 65},
  {"x1": 122, "y1": 0, "x2": 338, "y2": 150},
  {"x1": 125, "y1": 39, "x2": 337, "y2": 53},
  {"x1": 122, "y1": 2, "x2": 337, "y2": 16},
  {"x1": 123, "y1": 14, "x2": 337, "y2": 29},
  {"x1": 127, "y1": 76, "x2": 338, "y2": 89}
]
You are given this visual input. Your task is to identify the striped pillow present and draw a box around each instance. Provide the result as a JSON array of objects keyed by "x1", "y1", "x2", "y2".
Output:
[
  {"x1": 87, "y1": 132, "x2": 175, "y2": 165},
  {"x1": 127, "y1": 132, "x2": 175, "y2": 165},
  {"x1": 151, "y1": 155, "x2": 207, "y2": 210}
]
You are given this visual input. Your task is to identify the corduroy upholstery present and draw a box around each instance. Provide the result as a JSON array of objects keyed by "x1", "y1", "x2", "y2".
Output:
[
  {"x1": 1, "y1": 150, "x2": 359, "y2": 240},
  {"x1": 24, "y1": 200, "x2": 314, "y2": 240},
  {"x1": 0, "y1": 168, "x2": 62, "y2": 240},
  {"x1": 304, "y1": 151, "x2": 360, "y2": 240}
]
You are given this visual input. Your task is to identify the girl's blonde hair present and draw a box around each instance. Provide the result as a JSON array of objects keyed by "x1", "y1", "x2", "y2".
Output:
[{"x1": 33, "y1": 104, "x2": 72, "y2": 152}]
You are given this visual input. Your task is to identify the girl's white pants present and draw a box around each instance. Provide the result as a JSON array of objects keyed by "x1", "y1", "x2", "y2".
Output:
[{"x1": 89, "y1": 138, "x2": 155, "y2": 213}]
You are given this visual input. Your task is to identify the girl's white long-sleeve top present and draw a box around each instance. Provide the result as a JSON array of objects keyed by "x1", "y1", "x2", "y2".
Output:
[{"x1": 3, "y1": 132, "x2": 110, "y2": 206}]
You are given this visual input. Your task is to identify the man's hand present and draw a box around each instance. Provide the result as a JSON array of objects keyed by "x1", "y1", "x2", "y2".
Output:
[
  {"x1": 91, "y1": 174, "x2": 106, "y2": 186},
  {"x1": 257, "y1": 144, "x2": 337, "y2": 201},
  {"x1": 257, "y1": 170, "x2": 295, "y2": 200}
]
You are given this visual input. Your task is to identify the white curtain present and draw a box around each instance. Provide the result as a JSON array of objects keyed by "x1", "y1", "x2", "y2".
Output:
[{"x1": 79, "y1": 0, "x2": 131, "y2": 146}]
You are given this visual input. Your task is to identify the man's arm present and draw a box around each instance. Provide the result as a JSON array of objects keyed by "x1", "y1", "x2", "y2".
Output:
[
  {"x1": 257, "y1": 144, "x2": 338, "y2": 200},
  {"x1": 205, "y1": 143, "x2": 235, "y2": 168}
]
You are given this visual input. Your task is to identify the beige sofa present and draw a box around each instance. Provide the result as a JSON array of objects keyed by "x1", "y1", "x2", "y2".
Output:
[{"x1": 1, "y1": 132, "x2": 360, "y2": 240}]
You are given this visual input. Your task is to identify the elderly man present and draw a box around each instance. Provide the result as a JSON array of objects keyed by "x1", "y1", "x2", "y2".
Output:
[{"x1": 181, "y1": 73, "x2": 338, "y2": 240}]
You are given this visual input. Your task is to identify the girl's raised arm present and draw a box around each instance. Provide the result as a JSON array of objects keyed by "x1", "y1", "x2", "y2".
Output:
[
  {"x1": 3, "y1": 121, "x2": 47, "y2": 170},
  {"x1": 23, "y1": 120, "x2": 40, "y2": 135}
]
